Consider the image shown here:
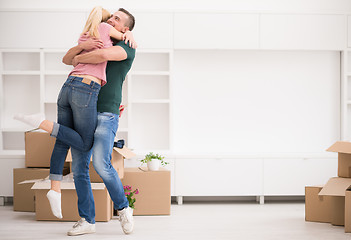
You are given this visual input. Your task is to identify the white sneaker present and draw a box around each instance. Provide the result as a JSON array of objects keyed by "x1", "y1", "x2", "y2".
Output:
[
  {"x1": 67, "y1": 218, "x2": 96, "y2": 236},
  {"x1": 118, "y1": 207, "x2": 134, "y2": 234}
]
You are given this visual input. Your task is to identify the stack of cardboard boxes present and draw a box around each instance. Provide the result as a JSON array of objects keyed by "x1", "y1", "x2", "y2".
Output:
[
  {"x1": 14, "y1": 129, "x2": 172, "y2": 220},
  {"x1": 13, "y1": 129, "x2": 69, "y2": 212},
  {"x1": 13, "y1": 129, "x2": 135, "y2": 221},
  {"x1": 305, "y1": 141, "x2": 351, "y2": 232}
]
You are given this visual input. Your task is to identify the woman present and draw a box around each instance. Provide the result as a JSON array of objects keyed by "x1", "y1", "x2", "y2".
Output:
[{"x1": 14, "y1": 6, "x2": 137, "y2": 218}]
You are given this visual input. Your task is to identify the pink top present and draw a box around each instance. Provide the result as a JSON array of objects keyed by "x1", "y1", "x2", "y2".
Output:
[{"x1": 69, "y1": 22, "x2": 113, "y2": 86}]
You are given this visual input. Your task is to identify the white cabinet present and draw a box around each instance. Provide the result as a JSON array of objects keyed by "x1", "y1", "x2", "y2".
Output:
[
  {"x1": 348, "y1": 16, "x2": 351, "y2": 48},
  {"x1": 174, "y1": 13, "x2": 259, "y2": 49},
  {"x1": 263, "y1": 158, "x2": 337, "y2": 196},
  {"x1": 132, "y1": 12, "x2": 173, "y2": 49},
  {"x1": 0, "y1": 11, "x2": 86, "y2": 49},
  {"x1": 341, "y1": 50, "x2": 351, "y2": 140},
  {"x1": 175, "y1": 158, "x2": 263, "y2": 196},
  {"x1": 260, "y1": 14, "x2": 347, "y2": 50}
]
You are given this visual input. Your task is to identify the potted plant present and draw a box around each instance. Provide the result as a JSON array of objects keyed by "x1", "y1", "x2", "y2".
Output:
[
  {"x1": 141, "y1": 152, "x2": 169, "y2": 171},
  {"x1": 123, "y1": 185, "x2": 139, "y2": 213}
]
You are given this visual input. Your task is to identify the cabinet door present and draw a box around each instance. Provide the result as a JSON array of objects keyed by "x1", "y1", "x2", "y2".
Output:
[
  {"x1": 132, "y1": 12, "x2": 173, "y2": 49},
  {"x1": 0, "y1": 11, "x2": 86, "y2": 48},
  {"x1": 348, "y1": 16, "x2": 351, "y2": 48},
  {"x1": 175, "y1": 158, "x2": 263, "y2": 196},
  {"x1": 263, "y1": 158, "x2": 337, "y2": 196},
  {"x1": 174, "y1": 13, "x2": 259, "y2": 49},
  {"x1": 260, "y1": 14, "x2": 346, "y2": 50}
]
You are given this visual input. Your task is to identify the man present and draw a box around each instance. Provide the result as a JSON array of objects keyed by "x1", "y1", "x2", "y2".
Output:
[{"x1": 62, "y1": 8, "x2": 136, "y2": 236}]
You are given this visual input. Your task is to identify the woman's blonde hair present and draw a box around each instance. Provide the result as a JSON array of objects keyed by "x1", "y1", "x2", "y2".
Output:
[{"x1": 81, "y1": 6, "x2": 111, "y2": 38}]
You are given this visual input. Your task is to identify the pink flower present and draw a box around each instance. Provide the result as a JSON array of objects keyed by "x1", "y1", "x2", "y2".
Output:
[
  {"x1": 135, "y1": 189, "x2": 139, "y2": 194},
  {"x1": 125, "y1": 192, "x2": 131, "y2": 195},
  {"x1": 127, "y1": 186, "x2": 132, "y2": 191}
]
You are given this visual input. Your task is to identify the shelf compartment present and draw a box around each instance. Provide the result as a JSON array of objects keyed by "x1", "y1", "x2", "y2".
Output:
[
  {"x1": 2, "y1": 52, "x2": 40, "y2": 71},
  {"x1": 45, "y1": 103, "x2": 57, "y2": 122},
  {"x1": 115, "y1": 131, "x2": 128, "y2": 147},
  {"x1": 44, "y1": 75, "x2": 66, "y2": 103},
  {"x1": 44, "y1": 52, "x2": 73, "y2": 71},
  {"x1": 130, "y1": 103, "x2": 169, "y2": 150},
  {"x1": 2, "y1": 75, "x2": 41, "y2": 129},
  {"x1": 2, "y1": 131, "x2": 25, "y2": 150},
  {"x1": 131, "y1": 75, "x2": 169, "y2": 100},
  {"x1": 131, "y1": 53, "x2": 169, "y2": 72}
]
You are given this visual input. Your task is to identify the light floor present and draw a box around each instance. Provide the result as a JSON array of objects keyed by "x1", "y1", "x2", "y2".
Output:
[{"x1": 0, "y1": 202, "x2": 349, "y2": 240}]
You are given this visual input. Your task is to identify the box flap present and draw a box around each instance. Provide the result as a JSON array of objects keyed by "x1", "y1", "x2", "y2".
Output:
[
  {"x1": 66, "y1": 146, "x2": 136, "y2": 161},
  {"x1": 25, "y1": 128, "x2": 46, "y2": 133},
  {"x1": 326, "y1": 141, "x2": 351, "y2": 154},
  {"x1": 318, "y1": 177, "x2": 351, "y2": 196},
  {"x1": 31, "y1": 181, "x2": 105, "y2": 190},
  {"x1": 19, "y1": 178, "x2": 48, "y2": 184},
  {"x1": 114, "y1": 146, "x2": 136, "y2": 159}
]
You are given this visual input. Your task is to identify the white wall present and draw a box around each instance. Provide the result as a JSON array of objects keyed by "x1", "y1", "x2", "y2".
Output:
[{"x1": 173, "y1": 50, "x2": 340, "y2": 154}]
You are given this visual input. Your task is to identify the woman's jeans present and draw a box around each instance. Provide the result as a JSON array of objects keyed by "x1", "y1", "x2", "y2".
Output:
[
  {"x1": 49, "y1": 76, "x2": 101, "y2": 181},
  {"x1": 71, "y1": 112, "x2": 129, "y2": 224}
]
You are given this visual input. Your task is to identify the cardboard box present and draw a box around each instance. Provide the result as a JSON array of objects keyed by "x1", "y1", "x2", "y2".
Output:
[
  {"x1": 13, "y1": 168, "x2": 69, "y2": 212},
  {"x1": 32, "y1": 181, "x2": 112, "y2": 222},
  {"x1": 66, "y1": 146, "x2": 135, "y2": 182},
  {"x1": 121, "y1": 167, "x2": 171, "y2": 215},
  {"x1": 345, "y1": 189, "x2": 351, "y2": 232},
  {"x1": 25, "y1": 129, "x2": 56, "y2": 167},
  {"x1": 305, "y1": 186, "x2": 332, "y2": 223},
  {"x1": 326, "y1": 141, "x2": 351, "y2": 178},
  {"x1": 318, "y1": 177, "x2": 351, "y2": 226}
]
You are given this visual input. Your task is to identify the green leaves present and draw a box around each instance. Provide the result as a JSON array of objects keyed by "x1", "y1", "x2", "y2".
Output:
[{"x1": 141, "y1": 152, "x2": 169, "y2": 166}]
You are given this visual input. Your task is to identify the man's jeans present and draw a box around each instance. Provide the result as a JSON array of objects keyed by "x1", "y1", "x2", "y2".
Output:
[
  {"x1": 71, "y1": 112, "x2": 129, "y2": 224},
  {"x1": 49, "y1": 76, "x2": 101, "y2": 181}
]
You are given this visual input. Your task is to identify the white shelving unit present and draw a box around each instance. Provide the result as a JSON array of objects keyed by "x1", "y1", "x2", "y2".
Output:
[
  {"x1": 341, "y1": 49, "x2": 351, "y2": 140},
  {"x1": 125, "y1": 49, "x2": 172, "y2": 155},
  {"x1": 0, "y1": 48, "x2": 173, "y2": 156}
]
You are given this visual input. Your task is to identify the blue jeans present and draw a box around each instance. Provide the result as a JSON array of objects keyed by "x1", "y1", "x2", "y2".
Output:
[
  {"x1": 49, "y1": 76, "x2": 101, "y2": 181},
  {"x1": 71, "y1": 112, "x2": 129, "y2": 224}
]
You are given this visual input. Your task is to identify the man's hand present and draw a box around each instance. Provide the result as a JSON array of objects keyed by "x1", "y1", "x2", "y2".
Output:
[{"x1": 123, "y1": 31, "x2": 137, "y2": 49}]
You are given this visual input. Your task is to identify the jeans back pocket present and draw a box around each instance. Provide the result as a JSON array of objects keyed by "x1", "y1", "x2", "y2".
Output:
[{"x1": 71, "y1": 87, "x2": 94, "y2": 108}]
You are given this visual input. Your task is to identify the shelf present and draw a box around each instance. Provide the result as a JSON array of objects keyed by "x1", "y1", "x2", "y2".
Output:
[
  {"x1": 0, "y1": 49, "x2": 40, "y2": 53},
  {"x1": 117, "y1": 128, "x2": 128, "y2": 132},
  {"x1": 0, "y1": 150, "x2": 25, "y2": 156},
  {"x1": 44, "y1": 71, "x2": 70, "y2": 75},
  {"x1": 2, "y1": 71, "x2": 40, "y2": 75},
  {"x1": 130, "y1": 71, "x2": 170, "y2": 75},
  {"x1": 131, "y1": 99, "x2": 170, "y2": 104},
  {"x1": 1, "y1": 128, "x2": 30, "y2": 132}
]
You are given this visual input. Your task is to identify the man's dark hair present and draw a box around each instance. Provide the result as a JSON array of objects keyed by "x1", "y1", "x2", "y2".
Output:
[{"x1": 119, "y1": 8, "x2": 135, "y2": 31}]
